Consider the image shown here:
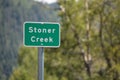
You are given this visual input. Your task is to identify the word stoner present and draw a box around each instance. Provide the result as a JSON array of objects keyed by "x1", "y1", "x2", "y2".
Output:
[{"x1": 29, "y1": 27, "x2": 56, "y2": 43}]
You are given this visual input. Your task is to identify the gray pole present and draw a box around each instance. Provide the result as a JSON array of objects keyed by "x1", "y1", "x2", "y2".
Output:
[{"x1": 38, "y1": 47, "x2": 44, "y2": 80}]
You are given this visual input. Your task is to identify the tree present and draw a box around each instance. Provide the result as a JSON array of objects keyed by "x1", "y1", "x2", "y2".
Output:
[
  {"x1": 10, "y1": 0, "x2": 120, "y2": 80},
  {"x1": 0, "y1": 0, "x2": 59, "y2": 79},
  {"x1": 10, "y1": 47, "x2": 38, "y2": 80},
  {"x1": 58, "y1": 0, "x2": 120, "y2": 80}
]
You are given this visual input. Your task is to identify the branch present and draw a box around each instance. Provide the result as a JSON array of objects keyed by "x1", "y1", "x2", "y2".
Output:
[{"x1": 99, "y1": 11, "x2": 112, "y2": 69}]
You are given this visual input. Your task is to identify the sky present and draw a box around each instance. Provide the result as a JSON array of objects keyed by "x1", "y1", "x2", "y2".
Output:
[{"x1": 34, "y1": 0, "x2": 57, "y2": 4}]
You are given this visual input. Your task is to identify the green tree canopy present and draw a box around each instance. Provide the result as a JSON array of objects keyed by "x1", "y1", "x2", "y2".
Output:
[{"x1": 10, "y1": 0, "x2": 120, "y2": 80}]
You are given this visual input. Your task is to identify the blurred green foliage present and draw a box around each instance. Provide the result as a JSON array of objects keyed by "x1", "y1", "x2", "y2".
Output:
[
  {"x1": 0, "y1": 0, "x2": 58, "y2": 80},
  {"x1": 1, "y1": 0, "x2": 120, "y2": 80},
  {"x1": 10, "y1": 47, "x2": 37, "y2": 80}
]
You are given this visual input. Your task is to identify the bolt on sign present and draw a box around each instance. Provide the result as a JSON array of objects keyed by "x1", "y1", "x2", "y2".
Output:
[{"x1": 23, "y1": 22, "x2": 60, "y2": 47}]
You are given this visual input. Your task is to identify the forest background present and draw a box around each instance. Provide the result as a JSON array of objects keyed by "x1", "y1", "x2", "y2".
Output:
[{"x1": 0, "y1": 0, "x2": 120, "y2": 80}]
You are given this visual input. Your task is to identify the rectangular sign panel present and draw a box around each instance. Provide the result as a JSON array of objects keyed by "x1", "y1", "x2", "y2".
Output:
[{"x1": 23, "y1": 22, "x2": 60, "y2": 47}]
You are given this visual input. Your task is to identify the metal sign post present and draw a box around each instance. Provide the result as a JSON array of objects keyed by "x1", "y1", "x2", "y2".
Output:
[
  {"x1": 38, "y1": 47, "x2": 44, "y2": 80},
  {"x1": 23, "y1": 22, "x2": 60, "y2": 80}
]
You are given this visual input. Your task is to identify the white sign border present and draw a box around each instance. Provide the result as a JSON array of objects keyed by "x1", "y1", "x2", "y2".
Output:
[{"x1": 23, "y1": 21, "x2": 61, "y2": 48}]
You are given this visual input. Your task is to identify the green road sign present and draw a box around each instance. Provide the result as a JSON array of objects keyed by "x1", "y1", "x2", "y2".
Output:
[{"x1": 23, "y1": 22, "x2": 60, "y2": 47}]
